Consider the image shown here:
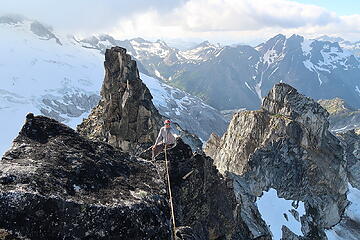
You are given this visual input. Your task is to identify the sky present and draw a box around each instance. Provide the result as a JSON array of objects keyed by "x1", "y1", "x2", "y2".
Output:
[{"x1": 1, "y1": 0, "x2": 359, "y2": 45}]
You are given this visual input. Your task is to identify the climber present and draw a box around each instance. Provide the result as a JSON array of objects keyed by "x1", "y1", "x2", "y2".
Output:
[{"x1": 152, "y1": 119, "x2": 176, "y2": 161}]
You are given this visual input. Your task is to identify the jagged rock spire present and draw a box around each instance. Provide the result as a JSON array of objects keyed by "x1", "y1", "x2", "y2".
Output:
[
  {"x1": 77, "y1": 47, "x2": 162, "y2": 152},
  {"x1": 205, "y1": 83, "x2": 348, "y2": 238}
]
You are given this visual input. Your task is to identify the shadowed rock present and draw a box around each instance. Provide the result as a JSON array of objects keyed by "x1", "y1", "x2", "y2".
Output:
[
  {"x1": 0, "y1": 115, "x2": 171, "y2": 239},
  {"x1": 77, "y1": 47, "x2": 162, "y2": 153},
  {"x1": 205, "y1": 83, "x2": 348, "y2": 239},
  {"x1": 77, "y1": 46, "x2": 202, "y2": 154},
  {"x1": 141, "y1": 138, "x2": 269, "y2": 239}
]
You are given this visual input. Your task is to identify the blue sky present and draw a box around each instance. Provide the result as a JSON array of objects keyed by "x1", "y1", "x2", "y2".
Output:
[
  {"x1": 291, "y1": 0, "x2": 360, "y2": 15},
  {"x1": 1, "y1": 0, "x2": 359, "y2": 43}
]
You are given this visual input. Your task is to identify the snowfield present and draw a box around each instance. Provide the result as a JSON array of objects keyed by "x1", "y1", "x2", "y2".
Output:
[
  {"x1": 257, "y1": 188, "x2": 305, "y2": 239},
  {"x1": 0, "y1": 19, "x2": 104, "y2": 156}
]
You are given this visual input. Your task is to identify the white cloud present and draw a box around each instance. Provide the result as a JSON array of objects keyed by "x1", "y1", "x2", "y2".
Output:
[
  {"x1": 0, "y1": 0, "x2": 184, "y2": 34},
  {"x1": 1, "y1": 0, "x2": 359, "y2": 43},
  {"x1": 109, "y1": 0, "x2": 360, "y2": 43}
]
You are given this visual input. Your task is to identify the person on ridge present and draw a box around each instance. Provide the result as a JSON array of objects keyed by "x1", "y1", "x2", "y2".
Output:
[{"x1": 152, "y1": 119, "x2": 176, "y2": 161}]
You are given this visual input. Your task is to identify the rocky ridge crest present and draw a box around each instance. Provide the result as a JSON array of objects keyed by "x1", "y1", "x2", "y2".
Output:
[
  {"x1": 0, "y1": 114, "x2": 171, "y2": 239},
  {"x1": 205, "y1": 83, "x2": 349, "y2": 239},
  {"x1": 77, "y1": 47, "x2": 202, "y2": 154}
]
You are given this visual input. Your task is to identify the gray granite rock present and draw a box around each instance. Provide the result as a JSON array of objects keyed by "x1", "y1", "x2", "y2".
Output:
[{"x1": 205, "y1": 83, "x2": 348, "y2": 239}]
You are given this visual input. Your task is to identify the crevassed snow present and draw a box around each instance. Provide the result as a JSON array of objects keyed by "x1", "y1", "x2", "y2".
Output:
[
  {"x1": 179, "y1": 43, "x2": 222, "y2": 62},
  {"x1": 140, "y1": 73, "x2": 168, "y2": 107},
  {"x1": 0, "y1": 20, "x2": 104, "y2": 156},
  {"x1": 141, "y1": 73, "x2": 216, "y2": 112},
  {"x1": 257, "y1": 188, "x2": 305, "y2": 240}
]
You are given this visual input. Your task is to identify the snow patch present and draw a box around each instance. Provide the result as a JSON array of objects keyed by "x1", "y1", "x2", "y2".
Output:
[
  {"x1": 245, "y1": 82, "x2": 252, "y2": 91},
  {"x1": 355, "y1": 86, "x2": 360, "y2": 96},
  {"x1": 301, "y1": 39, "x2": 313, "y2": 56},
  {"x1": 73, "y1": 185, "x2": 81, "y2": 192},
  {"x1": 346, "y1": 184, "x2": 360, "y2": 223},
  {"x1": 0, "y1": 20, "x2": 104, "y2": 156},
  {"x1": 263, "y1": 49, "x2": 277, "y2": 65},
  {"x1": 303, "y1": 59, "x2": 315, "y2": 72},
  {"x1": 319, "y1": 46, "x2": 352, "y2": 70},
  {"x1": 257, "y1": 188, "x2": 305, "y2": 240}
]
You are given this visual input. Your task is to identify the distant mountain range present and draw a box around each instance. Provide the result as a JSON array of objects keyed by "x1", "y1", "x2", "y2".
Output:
[
  {"x1": 1, "y1": 14, "x2": 360, "y2": 153},
  {"x1": 81, "y1": 34, "x2": 360, "y2": 111},
  {"x1": 316, "y1": 35, "x2": 360, "y2": 57},
  {"x1": 0, "y1": 16, "x2": 227, "y2": 155}
]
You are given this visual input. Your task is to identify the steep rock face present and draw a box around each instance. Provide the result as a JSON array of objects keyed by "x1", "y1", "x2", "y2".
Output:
[
  {"x1": 0, "y1": 114, "x2": 171, "y2": 239},
  {"x1": 319, "y1": 98, "x2": 360, "y2": 133},
  {"x1": 77, "y1": 46, "x2": 202, "y2": 153},
  {"x1": 205, "y1": 83, "x2": 348, "y2": 238},
  {"x1": 77, "y1": 46, "x2": 162, "y2": 152},
  {"x1": 337, "y1": 130, "x2": 360, "y2": 189},
  {"x1": 140, "y1": 138, "x2": 271, "y2": 240}
]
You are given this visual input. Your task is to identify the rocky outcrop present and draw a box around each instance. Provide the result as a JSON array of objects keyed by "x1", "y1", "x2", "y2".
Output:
[
  {"x1": 337, "y1": 130, "x2": 360, "y2": 189},
  {"x1": 205, "y1": 83, "x2": 348, "y2": 238},
  {"x1": 77, "y1": 46, "x2": 162, "y2": 153},
  {"x1": 0, "y1": 113, "x2": 262, "y2": 239},
  {"x1": 77, "y1": 47, "x2": 202, "y2": 153},
  {"x1": 0, "y1": 114, "x2": 171, "y2": 239},
  {"x1": 319, "y1": 98, "x2": 360, "y2": 133},
  {"x1": 30, "y1": 21, "x2": 62, "y2": 45},
  {"x1": 140, "y1": 138, "x2": 269, "y2": 240}
]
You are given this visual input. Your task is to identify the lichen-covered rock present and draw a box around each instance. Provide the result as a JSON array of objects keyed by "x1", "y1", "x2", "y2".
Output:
[
  {"x1": 205, "y1": 83, "x2": 348, "y2": 238},
  {"x1": 203, "y1": 133, "x2": 221, "y2": 158},
  {"x1": 0, "y1": 114, "x2": 171, "y2": 239},
  {"x1": 141, "y1": 138, "x2": 270, "y2": 240}
]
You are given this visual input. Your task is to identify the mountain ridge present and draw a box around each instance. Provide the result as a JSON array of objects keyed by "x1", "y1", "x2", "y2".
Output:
[
  {"x1": 0, "y1": 16, "x2": 227, "y2": 156},
  {"x1": 81, "y1": 33, "x2": 360, "y2": 111}
]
